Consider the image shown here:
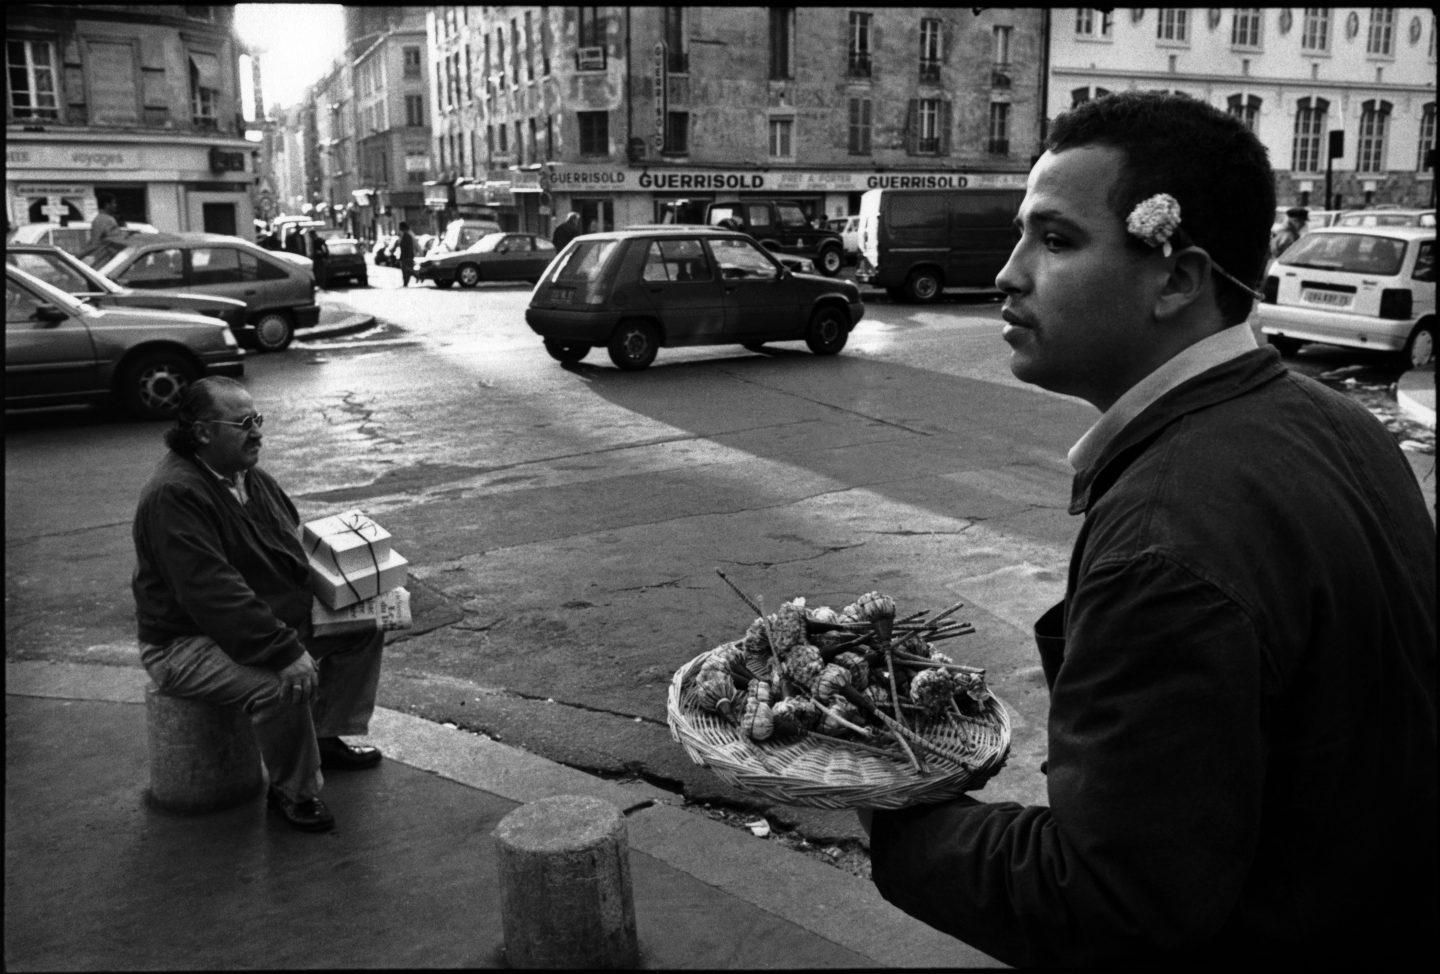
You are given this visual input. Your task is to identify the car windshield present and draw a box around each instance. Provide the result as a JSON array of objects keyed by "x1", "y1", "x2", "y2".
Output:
[
  {"x1": 542, "y1": 239, "x2": 619, "y2": 285},
  {"x1": 1279, "y1": 233, "x2": 1408, "y2": 276},
  {"x1": 326, "y1": 240, "x2": 358, "y2": 255},
  {"x1": 8, "y1": 266, "x2": 93, "y2": 316},
  {"x1": 6, "y1": 250, "x2": 122, "y2": 294}
]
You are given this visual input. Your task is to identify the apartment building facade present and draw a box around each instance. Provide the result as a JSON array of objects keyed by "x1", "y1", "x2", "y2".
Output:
[
  {"x1": 425, "y1": 6, "x2": 1045, "y2": 238},
  {"x1": 1051, "y1": 8, "x2": 1437, "y2": 209},
  {"x1": 5, "y1": 3, "x2": 256, "y2": 235}
]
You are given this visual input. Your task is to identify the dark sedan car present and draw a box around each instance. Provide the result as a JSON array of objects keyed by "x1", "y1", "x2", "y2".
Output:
[
  {"x1": 6, "y1": 263, "x2": 243, "y2": 420},
  {"x1": 526, "y1": 226, "x2": 864, "y2": 370},
  {"x1": 6, "y1": 243, "x2": 248, "y2": 340},
  {"x1": 415, "y1": 232, "x2": 558, "y2": 288}
]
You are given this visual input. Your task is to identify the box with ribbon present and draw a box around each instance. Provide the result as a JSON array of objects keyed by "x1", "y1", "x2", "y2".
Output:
[
  {"x1": 302, "y1": 509, "x2": 409, "y2": 610},
  {"x1": 312, "y1": 587, "x2": 412, "y2": 637}
]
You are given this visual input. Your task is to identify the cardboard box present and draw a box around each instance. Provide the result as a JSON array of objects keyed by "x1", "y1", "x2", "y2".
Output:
[
  {"x1": 311, "y1": 587, "x2": 412, "y2": 637},
  {"x1": 302, "y1": 509, "x2": 393, "y2": 579},
  {"x1": 310, "y1": 547, "x2": 409, "y2": 610}
]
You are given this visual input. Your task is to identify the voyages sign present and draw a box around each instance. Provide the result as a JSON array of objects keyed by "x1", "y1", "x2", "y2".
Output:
[{"x1": 539, "y1": 165, "x2": 1027, "y2": 194}]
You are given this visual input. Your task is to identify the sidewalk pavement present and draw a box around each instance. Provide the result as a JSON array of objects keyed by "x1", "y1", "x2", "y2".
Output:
[
  {"x1": 307, "y1": 302, "x2": 376, "y2": 340},
  {"x1": 4, "y1": 659, "x2": 1001, "y2": 971}
]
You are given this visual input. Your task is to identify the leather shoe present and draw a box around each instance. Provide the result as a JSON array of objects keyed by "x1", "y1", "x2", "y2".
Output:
[
  {"x1": 318, "y1": 736, "x2": 383, "y2": 770},
  {"x1": 267, "y1": 788, "x2": 335, "y2": 832}
]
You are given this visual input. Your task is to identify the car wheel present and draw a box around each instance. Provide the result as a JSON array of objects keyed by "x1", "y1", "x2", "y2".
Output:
[
  {"x1": 435, "y1": 279, "x2": 454, "y2": 289},
  {"x1": 457, "y1": 264, "x2": 481, "y2": 288},
  {"x1": 905, "y1": 268, "x2": 942, "y2": 303},
  {"x1": 1402, "y1": 321, "x2": 1435, "y2": 368},
  {"x1": 544, "y1": 340, "x2": 590, "y2": 364},
  {"x1": 816, "y1": 245, "x2": 844, "y2": 277},
  {"x1": 1266, "y1": 334, "x2": 1302, "y2": 356},
  {"x1": 118, "y1": 350, "x2": 197, "y2": 420},
  {"x1": 805, "y1": 306, "x2": 849, "y2": 355},
  {"x1": 252, "y1": 311, "x2": 294, "y2": 352},
  {"x1": 608, "y1": 320, "x2": 660, "y2": 371}
]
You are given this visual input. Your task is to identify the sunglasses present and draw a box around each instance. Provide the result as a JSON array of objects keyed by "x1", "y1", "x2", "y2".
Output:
[{"x1": 209, "y1": 413, "x2": 264, "y2": 431}]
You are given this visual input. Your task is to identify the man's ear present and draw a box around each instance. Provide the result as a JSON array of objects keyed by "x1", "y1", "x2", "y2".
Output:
[{"x1": 1154, "y1": 246, "x2": 1211, "y2": 322}]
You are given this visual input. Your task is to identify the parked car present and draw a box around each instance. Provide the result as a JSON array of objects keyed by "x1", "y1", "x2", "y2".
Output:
[
  {"x1": 438, "y1": 217, "x2": 503, "y2": 254},
  {"x1": 6, "y1": 243, "x2": 248, "y2": 339},
  {"x1": 94, "y1": 232, "x2": 320, "y2": 353},
  {"x1": 526, "y1": 225, "x2": 864, "y2": 371},
  {"x1": 7, "y1": 221, "x2": 160, "y2": 264},
  {"x1": 318, "y1": 237, "x2": 368, "y2": 287},
  {"x1": 1332, "y1": 208, "x2": 1435, "y2": 229},
  {"x1": 415, "y1": 232, "x2": 557, "y2": 288},
  {"x1": 1251, "y1": 225, "x2": 1434, "y2": 368},
  {"x1": 704, "y1": 200, "x2": 846, "y2": 277},
  {"x1": 826, "y1": 215, "x2": 862, "y2": 261},
  {"x1": 5, "y1": 263, "x2": 243, "y2": 420},
  {"x1": 1270, "y1": 207, "x2": 1341, "y2": 232}
]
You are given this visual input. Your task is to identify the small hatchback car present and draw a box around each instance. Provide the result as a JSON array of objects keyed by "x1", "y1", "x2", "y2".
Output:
[
  {"x1": 525, "y1": 226, "x2": 864, "y2": 370},
  {"x1": 1252, "y1": 226, "x2": 1435, "y2": 368}
]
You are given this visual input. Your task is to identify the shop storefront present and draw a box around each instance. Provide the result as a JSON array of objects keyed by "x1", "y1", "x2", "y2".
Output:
[
  {"x1": 6, "y1": 134, "x2": 254, "y2": 235},
  {"x1": 539, "y1": 165, "x2": 1030, "y2": 234}
]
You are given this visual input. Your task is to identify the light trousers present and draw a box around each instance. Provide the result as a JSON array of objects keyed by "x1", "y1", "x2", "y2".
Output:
[{"x1": 139, "y1": 628, "x2": 384, "y2": 803}]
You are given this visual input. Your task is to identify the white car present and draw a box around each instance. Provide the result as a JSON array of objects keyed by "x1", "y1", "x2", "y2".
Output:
[
  {"x1": 827, "y1": 215, "x2": 861, "y2": 256},
  {"x1": 1251, "y1": 225, "x2": 1435, "y2": 368},
  {"x1": 8, "y1": 220, "x2": 160, "y2": 261}
]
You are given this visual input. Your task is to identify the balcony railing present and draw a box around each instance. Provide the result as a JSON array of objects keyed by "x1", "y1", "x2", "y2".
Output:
[
  {"x1": 987, "y1": 138, "x2": 1009, "y2": 155},
  {"x1": 847, "y1": 51, "x2": 871, "y2": 77},
  {"x1": 915, "y1": 137, "x2": 940, "y2": 153},
  {"x1": 918, "y1": 61, "x2": 941, "y2": 82}
]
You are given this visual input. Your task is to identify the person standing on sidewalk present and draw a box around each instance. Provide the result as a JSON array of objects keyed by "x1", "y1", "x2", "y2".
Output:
[
  {"x1": 132, "y1": 377, "x2": 387, "y2": 833},
  {"x1": 551, "y1": 211, "x2": 582, "y2": 250},
  {"x1": 397, "y1": 221, "x2": 416, "y2": 287},
  {"x1": 863, "y1": 91, "x2": 1437, "y2": 968}
]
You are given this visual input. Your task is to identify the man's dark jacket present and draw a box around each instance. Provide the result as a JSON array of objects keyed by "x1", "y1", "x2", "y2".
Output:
[
  {"x1": 133, "y1": 451, "x2": 311, "y2": 670},
  {"x1": 870, "y1": 348, "x2": 1438, "y2": 967}
]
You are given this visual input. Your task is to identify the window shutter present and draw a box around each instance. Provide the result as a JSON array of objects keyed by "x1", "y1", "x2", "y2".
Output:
[
  {"x1": 905, "y1": 98, "x2": 917, "y2": 154},
  {"x1": 941, "y1": 100, "x2": 953, "y2": 154}
]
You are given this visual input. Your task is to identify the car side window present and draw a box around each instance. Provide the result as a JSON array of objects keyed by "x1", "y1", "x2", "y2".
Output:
[
  {"x1": 1412, "y1": 242, "x2": 1435, "y2": 284},
  {"x1": 255, "y1": 254, "x2": 290, "y2": 280},
  {"x1": 6, "y1": 281, "x2": 46, "y2": 327},
  {"x1": 746, "y1": 205, "x2": 773, "y2": 230},
  {"x1": 709, "y1": 238, "x2": 780, "y2": 281},
  {"x1": 508, "y1": 236, "x2": 532, "y2": 253},
  {"x1": 776, "y1": 204, "x2": 808, "y2": 228},
  {"x1": 116, "y1": 248, "x2": 185, "y2": 289},
  {"x1": 534, "y1": 238, "x2": 556, "y2": 253},
  {"x1": 190, "y1": 247, "x2": 244, "y2": 286},
  {"x1": 8, "y1": 254, "x2": 87, "y2": 292},
  {"x1": 641, "y1": 239, "x2": 713, "y2": 282}
]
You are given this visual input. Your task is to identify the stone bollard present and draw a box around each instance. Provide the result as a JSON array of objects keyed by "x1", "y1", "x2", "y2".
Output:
[
  {"x1": 493, "y1": 795, "x2": 639, "y2": 969},
  {"x1": 145, "y1": 685, "x2": 264, "y2": 813}
]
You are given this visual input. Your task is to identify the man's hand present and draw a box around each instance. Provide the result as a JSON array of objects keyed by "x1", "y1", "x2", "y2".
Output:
[{"x1": 277, "y1": 651, "x2": 319, "y2": 705}]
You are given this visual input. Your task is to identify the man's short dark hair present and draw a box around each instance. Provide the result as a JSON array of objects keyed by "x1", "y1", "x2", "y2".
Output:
[
  {"x1": 1286, "y1": 207, "x2": 1309, "y2": 221},
  {"x1": 1047, "y1": 91, "x2": 1276, "y2": 325},
  {"x1": 163, "y1": 376, "x2": 247, "y2": 454},
  {"x1": 398, "y1": 221, "x2": 409, "y2": 231}
]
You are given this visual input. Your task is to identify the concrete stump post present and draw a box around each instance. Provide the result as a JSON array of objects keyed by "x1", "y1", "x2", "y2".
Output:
[
  {"x1": 493, "y1": 795, "x2": 639, "y2": 969},
  {"x1": 145, "y1": 685, "x2": 264, "y2": 813}
]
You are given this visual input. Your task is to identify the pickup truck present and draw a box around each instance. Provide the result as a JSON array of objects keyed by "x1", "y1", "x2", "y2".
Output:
[{"x1": 704, "y1": 200, "x2": 846, "y2": 277}]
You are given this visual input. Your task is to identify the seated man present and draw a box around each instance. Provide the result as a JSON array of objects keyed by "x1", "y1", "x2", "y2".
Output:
[{"x1": 133, "y1": 377, "x2": 385, "y2": 833}]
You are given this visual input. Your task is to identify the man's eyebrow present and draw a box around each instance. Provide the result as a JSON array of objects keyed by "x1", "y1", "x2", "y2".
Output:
[{"x1": 1013, "y1": 207, "x2": 1083, "y2": 232}]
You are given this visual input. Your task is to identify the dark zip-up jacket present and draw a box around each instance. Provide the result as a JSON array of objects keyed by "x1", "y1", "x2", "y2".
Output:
[
  {"x1": 870, "y1": 347, "x2": 1437, "y2": 968},
  {"x1": 132, "y1": 450, "x2": 312, "y2": 670}
]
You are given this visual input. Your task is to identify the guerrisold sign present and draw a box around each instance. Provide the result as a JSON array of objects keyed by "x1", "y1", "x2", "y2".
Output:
[{"x1": 653, "y1": 42, "x2": 667, "y2": 151}]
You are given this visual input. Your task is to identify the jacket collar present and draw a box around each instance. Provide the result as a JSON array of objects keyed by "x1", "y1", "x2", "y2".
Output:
[{"x1": 1069, "y1": 346, "x2": 1286, "y2": 515}]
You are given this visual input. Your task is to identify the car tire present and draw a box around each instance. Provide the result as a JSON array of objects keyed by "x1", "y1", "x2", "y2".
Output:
[
  {"x1": 805, "y1": 306, "x2": 850, "y2": 356},
  {"x1": 904, "y1": 268, "x2": 942, "y2": 303},
  {"x1": 816, "y1": 245, "x2": 844, "y2": 277},
  {"x1": 544, "y1": 340, "x2": 590, "y2": 364},
  {"x1": 435, "y1": 279, "x2": 454, "y2": 289},
  {"x1": 608, "y1": 320, "x2": 660, "y2": 371},
  {"x1": 1266, "y1": 334, "x2": 1303, "y2": 356},
  {"x1": 457, "y1": 264, "x2": 481, "y2": 288},
  {"x1": 251, "y1": 311, "x2": 295, "y2": 353},
  {"x1": 118, "y1": 349, "x2": 197, "y2": 420},
  {"x1": 1402, "y1": 321, "x2": 1435, "y2": 369}
]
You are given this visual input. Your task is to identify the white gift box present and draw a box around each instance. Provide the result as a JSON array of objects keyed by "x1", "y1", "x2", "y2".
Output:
[
  {"x1": 302, "y1": 509, "x2": 393, "y2": 579},
  {"x1": 309, "y1": 547, "x2": 409, "y2": 610},
  {"x1": 311, "y1": 587, "x2": 412, "y2": 637}
]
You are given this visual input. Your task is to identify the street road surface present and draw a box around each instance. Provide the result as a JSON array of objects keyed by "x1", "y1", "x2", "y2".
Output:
[{"x1": 6, "y1": 261, "x2": 1432, "y2": 851}]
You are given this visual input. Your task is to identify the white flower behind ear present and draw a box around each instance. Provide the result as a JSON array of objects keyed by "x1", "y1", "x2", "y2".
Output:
[{"x1": 1126, "y1": 194, "x2": 1183, "y2": 257}]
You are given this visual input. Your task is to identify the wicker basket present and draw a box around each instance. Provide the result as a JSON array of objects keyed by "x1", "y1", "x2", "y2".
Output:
[{"x1": 666, "y1": 649, "x2": 1012, "y2": 810}]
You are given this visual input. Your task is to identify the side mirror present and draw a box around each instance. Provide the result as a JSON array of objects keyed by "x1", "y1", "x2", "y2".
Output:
[{"x1": 33, "y1": 303, "x2": 69, "y2": 325}]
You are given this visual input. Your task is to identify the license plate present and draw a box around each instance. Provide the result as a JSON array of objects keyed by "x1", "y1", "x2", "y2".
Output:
[
  {"x1": 1301, "y1": 289, "x2": 1352, "y2": 309},
  {"x1": 548, "y1": 286, "x2": 574, "y2": 304}
]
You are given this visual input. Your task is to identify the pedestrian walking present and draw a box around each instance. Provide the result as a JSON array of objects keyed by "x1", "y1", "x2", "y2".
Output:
[
  {"x1": 862, "y1": 91, "x2": 1436, "y2": 969},
  {"x1": 397, "y1": 221, "x2": 416, "y2": 287},
  {"x1": 132, "y1": 377, "x2": 387, "y2": 833},
  {"x1": 79, "y1": 193, "x2": 125, "y2": 262},
  {"x1": 551, "y1": 211, "x2": 582, "y2": 250}
]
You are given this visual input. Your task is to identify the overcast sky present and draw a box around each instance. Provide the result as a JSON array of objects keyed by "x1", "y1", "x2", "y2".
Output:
[{"x1": 234, "y1": 3, "x2": 347, "y2": 112}]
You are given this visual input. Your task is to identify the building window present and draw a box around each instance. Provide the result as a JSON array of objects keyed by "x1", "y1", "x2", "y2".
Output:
[
  {"x1": 993, "y1": 25, "x2": 1012, "y2": 69},
  {"x1": 666, "y1": 111, "x2": 689, "y2": 154},
  {"x1": 1227, "y1": 93, "x2": 1261, "y2": 132},
  {"x1": 496, "y1": 27, "x2": 505, "y2": 87},
  {"x1": 1419, "y1": 103, "x2": 1436, "y2": 172},
  {"x1": 578, "y1": 110, "x2": 608, "y2": 155},
  {"x1": 464, "y1": 45, "x2": 473, "y2": 101},
  {"x1": 1357, "y1": 100, "x2": 1391, "y2": 173},
  {"x1": 525, "y1": 11, "x2": 535, "y2": 81},
  {"x1": 1070, "y1": 85, "x2": 1112, "y2": 109},
  {"x1": 848, "y1": 97, "x2": 872, "y2": 154},
  {"x1": 1300, "y1": 9, "x2": 1330, "y2": 52},
  {"x1": 405, "y1": 94, "x2": 425, "y2": 127},
  {"x1": 1157, "y1": 9, "x2": 1189, "y2": 43},
  {"x1": 514, "y1": 121, "x2": 523, "y2": 162},
  {"x1": 498, "y1": 123, "x2": 508, "y2": 153},
  {"x1": 769, "y1": 8, "x2": 794, "y2": 80},
  {"x1": 910, "y1": 98, "x2": 946, "y2": 154},
  {"x1": 663, "y1": 7, "x2": 688, "y2": 72},
  {"x1": 1231, "y1": 8, "x2": 1263, "y2": 49},
  {"x1": 7, "y1": 38, "x2": 60, "y2": 119},
  {"x1": 1366, "y1": 8, "x2": 1395, "y2": 56},
  {"x1": 919, "y1": 18, "x2": 943, "y2": 81},
  {"x1": 403, "y1": 45, "x2": 422, "y2": 78},
  {"x1": 577, "y1": 7, "x2": 604, "y2": 48},
  {"x1": 988, "y1": 102, "x2": 1010, "y2": 155},
  {"x1": 189, "y1": 51, "x2": 221, "y2": 128},
  {"x1": 769, "y1": 117, "x2": 794, "y2": 159},
  {"x1": 848, "y1": 12, "x2": 872, "y2": 77},
  {"x1": 1075, "y1": 8, "x2": 1113, "y2": 38},
  {"x1": 541, "y1": 16, "x2": 551, "y2": 75}
]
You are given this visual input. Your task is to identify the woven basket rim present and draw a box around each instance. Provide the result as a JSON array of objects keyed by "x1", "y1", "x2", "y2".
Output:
[{"x1": 666, "y1": 649, "x2": 1011, "y2": 809}]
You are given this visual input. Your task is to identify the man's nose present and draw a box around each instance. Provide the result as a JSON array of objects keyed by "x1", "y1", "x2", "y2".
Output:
[{"x1": 995, "y1": 244, "x2": 1026, "y2": 294}]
